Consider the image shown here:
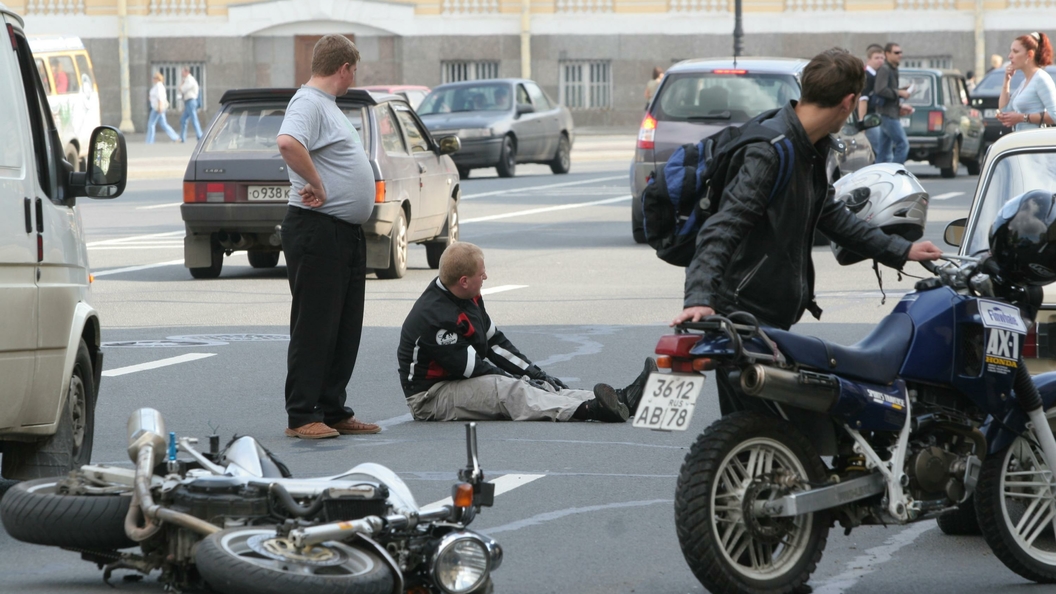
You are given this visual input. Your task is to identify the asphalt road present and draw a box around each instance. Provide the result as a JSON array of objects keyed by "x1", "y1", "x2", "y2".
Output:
[{"x1": 0, "y1": 159, "x2": 1027, "y2": 594}]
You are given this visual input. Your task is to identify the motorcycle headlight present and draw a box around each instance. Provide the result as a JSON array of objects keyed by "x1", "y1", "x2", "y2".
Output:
[
  {"x1": 456, "y1": 128, "x2": 492, "y2": 139},
  {"x1": 432, "y1": 532, "x2": 491, "y2": 594}
]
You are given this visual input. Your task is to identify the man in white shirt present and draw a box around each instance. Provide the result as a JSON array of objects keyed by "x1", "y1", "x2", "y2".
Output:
[{"x1": 179, "y1": 68, "x2": 202, "y2": 143}]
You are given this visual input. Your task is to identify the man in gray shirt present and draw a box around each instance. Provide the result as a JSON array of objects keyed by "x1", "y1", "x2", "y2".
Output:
[
  {"x1": 872, "y1": 42, "x2": 911, "y2": 164},
  {"x1": 276, "y1": 34, "x2": 380, "y2": 439}
]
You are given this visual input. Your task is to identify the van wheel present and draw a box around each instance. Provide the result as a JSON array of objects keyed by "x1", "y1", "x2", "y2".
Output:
[
  {"x1": 65, "y1": 145, "x2": 80, "y2": 172},
  {"x1": 940, "y1": 140, "x2": 960, "y2": 178},
  {"x1": 1, "y1": 340, "x2": 96, "y2": 480},
  {"x1": 248, "y1": 251, "x2": 280, "y2": 269},
  {"x1": 190, "y1": 236, "x2": 224, "y2": 279},
  {"x1": 376, "y1": 210, "x2": 407, "y2": 279}
]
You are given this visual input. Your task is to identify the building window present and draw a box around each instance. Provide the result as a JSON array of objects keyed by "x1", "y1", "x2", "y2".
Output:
[
  {"x1": 902, "y1": 56, "x2": 953, "y2": 69},
  {"x1": 559, "y1": 60, "x2": 611, "y2": 110},
  {"x1": 152, "y1": 62, "x2": 205, "y2": 111},
  {"x1": 441, "y1": 61, "x2": 499, "y2": 84}
]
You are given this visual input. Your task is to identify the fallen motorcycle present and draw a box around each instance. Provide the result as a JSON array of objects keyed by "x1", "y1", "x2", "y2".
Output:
[{"x1": 0, "y1": 408, "x2": 501, "y2": 594}]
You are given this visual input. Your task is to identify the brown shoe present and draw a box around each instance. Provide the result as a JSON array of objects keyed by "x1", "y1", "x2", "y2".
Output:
[
  {"x1": 330, "y1": 416, "x2": 381, "y2": 435},
  {"x1": 285, "y1": 422, "x2": 339, "y2": 439}
]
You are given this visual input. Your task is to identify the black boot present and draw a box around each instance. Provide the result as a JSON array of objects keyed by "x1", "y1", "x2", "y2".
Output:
[
  {"x1": 582, "y1": 384, "x2": 630, "y2": 423},
  {"x1": 616, "y1": 358, "x2": 658, "y2": 416}
]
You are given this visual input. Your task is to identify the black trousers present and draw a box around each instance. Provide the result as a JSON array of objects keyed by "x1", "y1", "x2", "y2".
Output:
[{"x1": 281, "y1": 206, "x2": 367, "y2": 429}]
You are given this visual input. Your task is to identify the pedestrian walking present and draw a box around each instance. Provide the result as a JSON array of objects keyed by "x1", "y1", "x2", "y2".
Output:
[
  {"x1": 645, "y1": 66, "x2": 663, "y2": 108},
  {"x1": 178, "y1": 67, "x2": 203, "y2": 143},
  {"x1": 858, "y1": 44, "x2": 885, "y2": 157},
  {"x1": 872, "y1": 42, "x2": 911, "y2": 164},
  {"x1": 996, "y1": 32, "x2": 1056, "y2": 131},
  {"x1": 146, "y1": 72, "x2": 178, "y2": 144},
  {"x1": 276, "y1": 34, "x2": 380, "y2": 439}
]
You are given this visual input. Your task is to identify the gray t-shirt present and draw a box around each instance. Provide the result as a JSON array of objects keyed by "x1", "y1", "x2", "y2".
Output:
[{"x1": 278, "y1": 86, "x2": 374, "y2": 225}]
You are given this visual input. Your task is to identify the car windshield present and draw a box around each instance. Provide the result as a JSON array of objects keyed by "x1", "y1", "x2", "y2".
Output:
[
  {"x1": 964, "y1": 151, "x2": 1056, "y2": 256},
  {"x1": 202, "y1": 103, "x2": 367, "y2": 153},
  {"x1": 974, "y1": 68, "x2": 1022, "y2": 95},
  {"x1": 418, "y1": 84, "x2": 513, "y2": 115},
  {"x1": 901, "y1": 74, "x2": 935, "y2": 106},
  {"x1": 653, "y1": 71, "x2": 800, "y2": 123}
]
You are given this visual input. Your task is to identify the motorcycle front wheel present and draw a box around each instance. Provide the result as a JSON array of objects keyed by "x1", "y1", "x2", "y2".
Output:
[
  {"x1": 674, "y1": 411, "x2": 830, "y2": 594},
  {"x1": 977, "y1": 435, "x2": 1056, "y2": 582},
  {"x1": 195, "y1": 526, "x2": 395, "y2": 594}
]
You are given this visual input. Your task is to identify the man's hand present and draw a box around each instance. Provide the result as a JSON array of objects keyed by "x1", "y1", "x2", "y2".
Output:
[
  {"x1": 899, "y1": 103, "x2": 914, "y2": 116},
  {"x1": 898, "y1": 89, "x2": 911, "y2": 99},
  {"x1": 299, "y1": 181, "x2": 327, "y2": 208},
  {"x1": 671, "y1": 306, "x2": 715, "y2": 327},
  {"x1": 907, "y1": 240, "x2": 942, "y2": 262}
]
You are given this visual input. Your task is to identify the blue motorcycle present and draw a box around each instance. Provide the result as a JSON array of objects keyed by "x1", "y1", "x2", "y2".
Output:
[{"x1": 635, "y1": 190, "x2": 1056, "y2": 593}]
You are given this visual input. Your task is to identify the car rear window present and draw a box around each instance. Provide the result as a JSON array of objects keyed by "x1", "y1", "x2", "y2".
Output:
[
  {"x1": 653, "y1": 71, "x2": 799, "y2": 123},
  {"x1": 902, "y1": 74, "x2": 936, "y2": 106},
  {"x1": 202, "y1": 103, "x2": 368, "y2": 153},
  {"x1": 418, "y1": 84, "x2": 512, "y2": 115}
]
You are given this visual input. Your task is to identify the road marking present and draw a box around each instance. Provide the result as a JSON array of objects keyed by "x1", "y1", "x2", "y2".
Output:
[
  {"x1": 136, "y1": 202, "x2": 183, "y2": 210},
  {"x1": 480, "y1": 284, "x2": 527, "y2": 296},
  {"x1": 101, "y1": 353, "x2": 216, "y2": 377},
  {"x1": 462, "y1": 196, "x2": 629, "y2": 224},
  {"x1": 462, "y1": 175, "x2": 625, "y2": 200},
  {"x1": 421, "y1": 473, "x2": 546, "y2": 511},
  {"x1": 93, "y1": 259, "x2": 185, "y2": 277},
  {"x1": 813, "y1": 522, "x2": 936, "y2": 594},
  {"x1": 481, "y1": 499, "x2": 672, "y2": 535},
  {"x1": 87, "y1": 230, "x2": 183, "y2": 247},
  {"x1": 930, "y1": 192, "x2": 965, "y2": 201}
]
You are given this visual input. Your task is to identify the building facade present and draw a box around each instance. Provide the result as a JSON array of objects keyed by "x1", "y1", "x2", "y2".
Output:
[{"x1": 12, "y1": 0, "x2": 1056, "y2": 130}]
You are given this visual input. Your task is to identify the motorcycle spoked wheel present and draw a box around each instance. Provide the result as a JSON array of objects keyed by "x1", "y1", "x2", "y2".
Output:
[
  {"x1": 674, "y1": 411, "x2": 830, "y2": 594},
  {"x1": 0, "y1": 477, "x2": 135, "y2": 551},
  {"x1": 976, "y1": 435, "x2": 1056, "y2": 582},
  {"x1": 194, "y1": 526, "x2": 395, "y2": 594}
]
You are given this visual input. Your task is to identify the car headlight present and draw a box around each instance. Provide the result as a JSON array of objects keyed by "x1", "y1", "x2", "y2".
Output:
[
  {"x1": 456, "y1": 128, "x2": 492, "y2": 139},
  {"x1": 432, "y1": 532, "x2": 492, "y2": 594}
]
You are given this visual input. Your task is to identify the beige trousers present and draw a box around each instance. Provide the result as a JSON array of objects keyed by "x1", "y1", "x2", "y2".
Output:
[{"x1": 406, "y1": 375, "x2": 593, "y2": 422}]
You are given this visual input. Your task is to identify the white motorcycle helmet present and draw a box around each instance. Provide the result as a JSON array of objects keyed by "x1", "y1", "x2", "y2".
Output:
[{"x1": 829, "y1": 163, "x2": 929, "y2": 265}]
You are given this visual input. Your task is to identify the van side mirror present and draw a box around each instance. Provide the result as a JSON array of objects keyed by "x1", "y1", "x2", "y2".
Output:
[
  {"x1": 944, "y1": 218, "x2": 967, "y2": 247},
  {"x1": 437, "y1": 135, "x2": 461, "y2": 155},
  {"x1": 515, "y1": 103, "x2": 535, "y2": 117},
  {"x1": 71, "y1": 126, "x2": 127, "y2": 199},
  {"x1": 858, "y1": 113, "x2": 882, "y2": 131}
]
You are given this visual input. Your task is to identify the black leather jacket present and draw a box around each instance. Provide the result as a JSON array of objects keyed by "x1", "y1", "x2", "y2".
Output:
[{"x1": 684, "y1": 102, "x2": 912, "y2": 330}]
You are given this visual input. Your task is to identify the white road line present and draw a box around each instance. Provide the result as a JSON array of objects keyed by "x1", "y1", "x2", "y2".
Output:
[
  {"x1": 93, "y1": 259, "x2": 185, "y2": 277},
  {"x1": 480, "y1": 284, "x2": 528, "y2": 296},
  {"x1": 101, "y1": 353, "x2": 216, "y2": 377},
  {"x1": 930, "y1": 192, "x2": 965, "y2": 201},
  {"x1": 462, "y1": 175, "x2": 625, "y2": 200},
  {"x1": 136, "y1": 202, "x2": 183, "y2": 210},
  {"x1": 421, "y1": 473, "x2": 546, "y2": 511},
  {"x1": 813, "y1": 522, "x2": 936, "y2": 594},
  {"x1": 462, "y1": 196, "x2": 629, "y2": 224},
  {"x1": 87, "y1": 231, "x2": 183, "y2": 247}
]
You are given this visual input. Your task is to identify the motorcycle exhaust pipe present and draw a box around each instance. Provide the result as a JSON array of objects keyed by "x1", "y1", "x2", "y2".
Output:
[
  {"x1": 127, "y1": 408, "x2": 167, "y2": 466},
  {"x1": 740, "y1": 365, "x2": 840, "y2": 413}
]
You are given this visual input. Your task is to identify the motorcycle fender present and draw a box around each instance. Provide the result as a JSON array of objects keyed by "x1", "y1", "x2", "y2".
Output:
[{"x1": 985, "y1": 371, "x2": 1056, "y2": 455}]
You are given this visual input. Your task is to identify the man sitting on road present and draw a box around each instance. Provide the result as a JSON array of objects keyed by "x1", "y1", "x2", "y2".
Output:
[{"x1": 397, "y1": 242, "x2": 655, "y2": 423}]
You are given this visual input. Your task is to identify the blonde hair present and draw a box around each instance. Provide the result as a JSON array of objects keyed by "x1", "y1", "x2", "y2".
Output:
[
  {"x1": 152, "y1": 72, "x2": 164, "y2": 82},
  {"x1": 439, "y1": 243, "x2": 483, "y2": 287},
  {"x1": 312, "y1": 35, "x2": 360, "y2": 77}
]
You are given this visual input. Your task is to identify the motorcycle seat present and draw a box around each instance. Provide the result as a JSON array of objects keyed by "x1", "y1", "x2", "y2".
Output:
[{"x1": 763, "y1": 312, "x2": 913, "y2": 385}]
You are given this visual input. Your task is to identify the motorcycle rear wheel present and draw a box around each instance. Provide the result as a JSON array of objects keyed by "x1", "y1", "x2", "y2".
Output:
[
  {"x1": 0, "y1": 477, "x2": 134, "y2": 550},
  {"x1": 977, "y1": 436, "x2": 1056, "y2": 582},
  {"x1": 195, "y1": 526, "x2": 394, "y2": 594},
  {"x1": 674, "y1": 411, "x2": 830, "y2": 594}
]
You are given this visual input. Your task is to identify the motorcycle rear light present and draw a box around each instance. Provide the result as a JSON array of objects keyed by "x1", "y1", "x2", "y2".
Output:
[
  {"x1": 375, "y1": 180, "x2": 386, "y2": 203},
  {"x1": 453, "y1": 483, "x2": 474, "y2": 508},
  {"x1": 692, "y1": 358, "x2": 715, "y2": 372},
  {"x1": 656, "y1": 355, "x2": 672, "y2": 369},
  {"x1": 656, "y1": 334, "x2": 701, "y2": 358},
  {"x1": 670, "y1": 359, "x2": 695, "y2": 373},
  {"x1": 928, "y1": 111, "x2": 943, "y2": 132},
  {"x1": 638, "y1": 114, "x2": 657, "y2": 150}
]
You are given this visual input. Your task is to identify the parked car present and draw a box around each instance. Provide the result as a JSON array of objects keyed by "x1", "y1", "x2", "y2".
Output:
[
  {"x1": 897, "y1": 68, "x2": 985, "y2": 178},
  {"x1": 28, "y1": 35, "x2": 100, "y2": 172},
  {"x1": 417, "y1": 78, "x2": 574, "y2": 179},
  {"x1": 359, "y1": 84, "x2": 430, "y2": 110},
  {"x1": 181, "y1": 88, "x2": 461, "y2": 280},
  {"x1": 1, "y1": 5, "x2": 128, "y2": 479},
  {"x1": 945, "y1": 127, "x2": 1056, "y2": 373},
  {"x1": 631, "y1": 57, "x2": 878, "y2": 243},
  {"x1": 969, "y1": 64, "x2": 1056, "y2": 147}
]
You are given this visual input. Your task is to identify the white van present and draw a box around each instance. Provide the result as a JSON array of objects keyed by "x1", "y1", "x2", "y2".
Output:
[
  {"x1": 1, "y1": 5, "x2": 127, "y2": 480},
  {"x1": 27, "y1": 35, "x2": 101, "y2": 172}
]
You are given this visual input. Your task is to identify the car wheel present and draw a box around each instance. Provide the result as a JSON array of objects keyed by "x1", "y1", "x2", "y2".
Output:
[
  {"x1": 549, "y1": 135, "x2": 571, "y2": 174},
  {"x1": 65, "y1": 144, "x2": 80, "y2": 172},
  {"x1": 631, "y1": 197, "x2": 647, "y2": 244},
  {"x1": 189, "y1": 235, "x2": 223, "y2": 279},
  {"x1": 965, "y1": 146, "x2": 983, "y2": 176},
  {"x1": 426, "y1": 196, "x2": 459, "y2": 270},
  {"x1": 497, "y1": 136, "x2": 516, "y2": 178},
  {"x1": 248, "y1": 250, "x2": 280, "y2": 269},
  {"x1": 377, "y1": 209, "x2": 408, "y2": 279},
  {"x1": 940, "y1": 139, "x2": 960, "y2": 179},
  {"x1": 457, "y1": 166, "x2": 471, "y2": 180}
]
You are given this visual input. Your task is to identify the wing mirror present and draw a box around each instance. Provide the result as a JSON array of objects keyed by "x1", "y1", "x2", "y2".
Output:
[
  {"x1": 515, "y1": 103, "x2": 535, "y2": 117},
  {"x1": 438, "y1": 135, "x2": 461, "y2": 155},
  {"x1": 944, "y1": 218, "x2": 966, "y2": 247},
  {"x1": 70, "y1": 126, "x2": 127, "y2": 199},
  {"x1": 857, "y1": 113, "x2": 882, "y2": 131}
]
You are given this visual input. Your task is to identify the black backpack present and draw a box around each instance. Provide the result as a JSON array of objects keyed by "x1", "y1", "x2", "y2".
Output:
[{"x1": 641, "y1": 110, "x2": 796, "y2": 267}]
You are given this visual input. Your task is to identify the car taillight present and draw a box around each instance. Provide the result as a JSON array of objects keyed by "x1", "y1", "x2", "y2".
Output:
[
  {"x1": 183, "y1": 182, "x2": 235, "y2": 203},
  {"x1": 1024, "y1": 324, "x2": 1038, "y2": 358},
  {"x1": 638, "y1": 114, "x2": 657, "y2": 150},
  {"x1": 375, "y1": 180, "x2": 386, "y2": 203},
  {"x1": 7, "y1": 24, "x2": 16, "y2": 50},
  {"x1": 928, "y1": 111, "x2": 943, "y2": 132},
  {"x1": 712, "y1": 69, "x2": 748, "y2": 75}
]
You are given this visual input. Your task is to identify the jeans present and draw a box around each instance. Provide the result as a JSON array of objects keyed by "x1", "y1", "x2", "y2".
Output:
[
  {"x1": 876, "y1": 115, "x2": 909, "y2": 164},
  {"x1": 145, "y1": 108, "x2": 179, "y2": 143},
  {"x1": 864, "y1": 126, "x2": 884, "y2": 163},
  {"x1": 180, "y1": 98, "x2": 202, "y2": 143}
]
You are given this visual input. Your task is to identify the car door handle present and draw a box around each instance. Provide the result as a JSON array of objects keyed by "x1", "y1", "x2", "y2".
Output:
[{"x1": 24, "y1": 197, "x2": 32, "y2": 233}]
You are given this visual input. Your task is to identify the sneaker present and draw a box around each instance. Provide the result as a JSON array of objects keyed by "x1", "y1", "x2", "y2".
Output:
[
  {"x1": 585, "y1": 384, "x2": 630, "y2": 423},
  {"x1": 330, "y1": 416, "x2": 381, "y2": 435},
  {"x1": 617, "y1": 358, "x2": 658, "y2": 416},
  {"x1": 285, "y1": 422, "x2": 339, "y2": 439}
]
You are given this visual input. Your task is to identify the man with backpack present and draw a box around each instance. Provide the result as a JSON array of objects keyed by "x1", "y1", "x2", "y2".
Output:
[{"x1": 670, "y1": 48, "x2": 941, "y2": 416}]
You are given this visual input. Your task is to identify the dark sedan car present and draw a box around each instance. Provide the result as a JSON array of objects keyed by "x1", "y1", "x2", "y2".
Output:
[
  {"x1": 417, "y1": 78, "x2": 574, "y2": 178},
  {"x1": 970, "y1": 64, "x2": 1056, "y2": 146},
  {"x1": 181, "y1": 88, "x2": 461, "y2": 279},
  {"x1": 898, "y1": 68, "x2": 985, "y2": 178}
]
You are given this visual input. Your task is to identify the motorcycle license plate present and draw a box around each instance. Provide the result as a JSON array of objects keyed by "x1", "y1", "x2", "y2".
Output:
[
  {"x1": 899, "y1": 117, "x2": 911, "y2": 127},
  {"x1": 247, "y1": 185, "x2": 290, "y2": 201},
  {"x1": 631, "y1": 373, "x2": 703, "y2": 432}
]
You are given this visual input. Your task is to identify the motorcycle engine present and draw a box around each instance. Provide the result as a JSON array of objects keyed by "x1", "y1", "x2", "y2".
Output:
[
  {"x1": 167, "y1": 476, "x2": 269, "y2": 522},
  {"x1": 904, "y1": 393, "x2": 985, "y2": 505}
]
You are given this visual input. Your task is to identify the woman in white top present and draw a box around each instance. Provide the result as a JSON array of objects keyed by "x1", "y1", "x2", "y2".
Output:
[
  {"x1": 997, "y1": 32, "x2": 1056, "y2": 132},
  {"x1": 146, "y1": 72, "x2": 179, "y2": 143}
]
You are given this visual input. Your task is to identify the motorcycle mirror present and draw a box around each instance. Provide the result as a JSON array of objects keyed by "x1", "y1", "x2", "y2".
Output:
[{"x1": 459, "y1": 422, "x2": 484, "y2": 485}]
